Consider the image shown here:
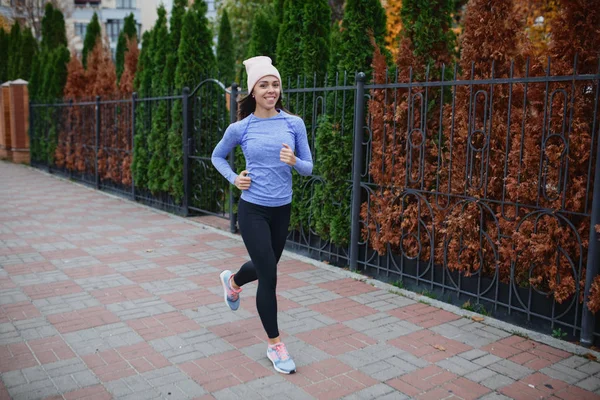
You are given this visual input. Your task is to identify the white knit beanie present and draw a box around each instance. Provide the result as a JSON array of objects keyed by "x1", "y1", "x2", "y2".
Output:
[{"x1": 243, "y1": 56, "x2": 282, "y2": 94}]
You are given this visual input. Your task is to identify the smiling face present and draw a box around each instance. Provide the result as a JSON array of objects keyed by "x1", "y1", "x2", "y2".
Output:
[{"x1": 252, "y1": 75, "x2": 281, "y2": 113}]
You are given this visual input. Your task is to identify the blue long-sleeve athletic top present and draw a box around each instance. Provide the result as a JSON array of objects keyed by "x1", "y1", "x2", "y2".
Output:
[{"x1": 211, "y1": 110, "x2": 313, "y2": 207}]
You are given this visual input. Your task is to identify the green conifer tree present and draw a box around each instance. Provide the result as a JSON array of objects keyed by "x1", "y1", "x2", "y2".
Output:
[
  {"x1": 18, "y1": 27, "x2": 38, "y2": 83},
  {"x1": 162, "y1": 0, "x2": 187, "y2": 94},
  {"x1": 301, "y1": 0, "x2": 330, "y2": 82},
  {"x1": 7, "y1": 22, "x2": 22, "y2": 80},
  {"x1": 400, "y1": 0, "x2": 456, "y2": 79},
  {"x1": 337, "y1": 0, "x2": 387, "y2": 79},
  {"x1": 217, "y1": 9, "x2": 235, "y2": 85},
  {"x1": 116, "y1": 13, "x2": 138, "y2": 83},
  {"x1": 132, "y1": 30, "x2": 153, "y2": 190},
  {"x1": 309, "y1": 0, "x2": 388, "y2": 246},
  {"x1": 82, "y1": 12, "x2": 101, "y2": 68},
  {"x1": 166, "y1": 0, "x2": 216, "y2": 201},
  {"x1": 0, "y1": 29, "x2": 8, "y2": 83},
  {"x1": 276, "y1": 0, "x2": 304, "y2": 89},
  {"x1": 41, "y1": 3, "x2": 67, "y2": 51},
  {"x1": 146, "y1": 5, "x2": 170, "y2": 193}
]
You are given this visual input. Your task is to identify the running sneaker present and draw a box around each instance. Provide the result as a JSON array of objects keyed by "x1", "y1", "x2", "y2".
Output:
[
  {"x1": 219, "y1": 270, "x2": 241, "y2": 311},
  {"x1": 267, "y1": 342, "x2": 296, "y2": 374}
]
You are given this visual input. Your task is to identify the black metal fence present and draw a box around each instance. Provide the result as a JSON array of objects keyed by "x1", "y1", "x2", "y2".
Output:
[{"x1": 29, "y1": 60, "x2": 600, "y2": 344}]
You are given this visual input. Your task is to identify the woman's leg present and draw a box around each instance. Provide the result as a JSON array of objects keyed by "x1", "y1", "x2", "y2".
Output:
[{"x1": 236, "y1": 200, "x2": 280, "y2": 339}]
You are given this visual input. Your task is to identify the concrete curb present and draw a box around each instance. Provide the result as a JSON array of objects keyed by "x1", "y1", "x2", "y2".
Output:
[{"x1": 28, "y1": 163, "x2": 600, "y2": 362}]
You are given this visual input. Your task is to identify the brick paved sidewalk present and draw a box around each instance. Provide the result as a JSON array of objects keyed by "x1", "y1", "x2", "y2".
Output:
[{"x1": 1, "y1": 161, "x2": 600, "y2": 400}]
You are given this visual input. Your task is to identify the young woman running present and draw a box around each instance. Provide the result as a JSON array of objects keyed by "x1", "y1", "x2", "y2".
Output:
[{"x1": 211, "y1": 56, "x2": 313, "y2": 374}]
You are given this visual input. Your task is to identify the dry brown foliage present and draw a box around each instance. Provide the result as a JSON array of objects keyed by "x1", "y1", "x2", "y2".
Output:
[{"x1": 364, "y1": 0, "x2": 600, "y2": 311}]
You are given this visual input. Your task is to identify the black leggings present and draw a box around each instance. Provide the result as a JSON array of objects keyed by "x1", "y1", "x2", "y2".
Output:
[{"x1": 232, "y1": 198, "x2": 291, "y2": 339}]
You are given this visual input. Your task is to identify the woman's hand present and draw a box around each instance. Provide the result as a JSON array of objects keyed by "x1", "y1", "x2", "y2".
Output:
[
  {"x1": 280, "y1": 143, "x2": 296, "y2": 167},
  {"x1": 234, "y1": 170, "x2": 251, "y2": 190}
]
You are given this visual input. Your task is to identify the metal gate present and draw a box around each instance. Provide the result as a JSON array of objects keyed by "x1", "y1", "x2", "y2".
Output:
[{"x1": 183, "y1": 79, "x2": 239, "y2": 232}]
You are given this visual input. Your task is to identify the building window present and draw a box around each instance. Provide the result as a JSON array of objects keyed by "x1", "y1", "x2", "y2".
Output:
[
  {"x1": 116, "y1": 0, "x2": 135, "y2": 9},
  {"x1": 106, "y1": 19, "x2": 122, "y2": 43},
  {"x1": 75, "y1": 22, "x2": 88, "y2": 38}
]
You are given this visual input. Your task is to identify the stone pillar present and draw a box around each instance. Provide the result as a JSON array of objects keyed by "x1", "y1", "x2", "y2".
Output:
[
  {"x1": 8, "y1": 79, "x2": 30, "y2": 164},
  {"x1": 0, "y1": 82, "x2": 11, "y2": 160}
]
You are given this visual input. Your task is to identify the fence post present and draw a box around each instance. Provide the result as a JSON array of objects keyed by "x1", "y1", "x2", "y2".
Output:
[
  {"x1": 349, "y1": 72, "x2": 366, "y2": 270},
  {"x1": 131, "y1": 92, "x2": 137, "y2": 201},
  {"x1": 182, "y1": 87, "x2": 190, "y2": 217},
  {"x1": 95, "y1": 96, "x2": 100, "y2": 190},
  {"x1": 229, "y1": 82, "x2": 238, "y2": 234},
  {"x1": 580, "y1": 131, "x2": 600, "y2": 346}
]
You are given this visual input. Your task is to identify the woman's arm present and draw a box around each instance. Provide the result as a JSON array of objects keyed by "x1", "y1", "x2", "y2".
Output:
[
  {"x1": 211, "y1": 124, "x2": 240, "y2": 184},
  {"x1": 293, "y1": 118, "x2": 313, "y2": 176}
]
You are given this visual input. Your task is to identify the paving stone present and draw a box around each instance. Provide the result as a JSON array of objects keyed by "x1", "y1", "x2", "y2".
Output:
[
  {"x1": 205, "y1": 239, "x2": 243, "y2": 249},
  {"x1": 213, "y1": 375, "x2": 309, "y2": 400},
  {"x1": 50, "y1": 256, "x2": 101, "y2": 269},
  {"x1": 62, "y1": 322, "x2": 144, "y2": 355},
  {"x1": 106, "y1": 297, "x2": 176, "y2": 320},
  {"x1": 33, "y1": 292, "x2": 101, "y2": 315},
  {"x1": 541, "y1": 362, "x2": 590, "y2": 384},
  {"x1": 278, "y1": 307, "x2": 337, "y2": 335},
  {"x1": 14, "y1": 317, "x2": 59, "y2": 341},
  {"x1": 166, "y1": 263, "x2": 220, "y2": 277},
  {"x1": 137, "y1": 248, "x2": 183, "y2": 260},
  {"x1": 478, "y1": 393, "x2": 513, "y2": 400},
  {"x1": 289, "y1": 269, "x2": 342, "y2": 285},
  {"x1": 437, "y1": 355, "x2": 482, "y2": 375},
  {"x1": 343, "y1": 313, "x2": 422, "y2": 342},
  {"x1": 431, "y1": 322, "x2": 502, "y2": 348},
  {"x1": 105, "y1": 374, "x2": 156, "y2": 398},
  {"x1": 342, "y1": 383, "x2": 406, "y2": 400},
  {"x1": 108, "y1": 259, "x2": 161, "y2": 273},
  {"x1": 473, "y1": 354, "x2": 503, "y2": 367},
  {"x1": 0, "y1": 289, "x2": 29, "y2": 305},
  {"x1": 187, "y1": 249, "x2": 235, "y2": 262},
  {"x1": 480, "y1": 373, "x2": 515, "y2": 390},
  {"x1": 31, "y1": 242, "x2": 77, "y2": 252},
  {"x1": 0, "y1": 322, "x2": 21, "y2": 345},
  {"x1": 465, "y1": 367, "x2": 498, "y2": 383},
  {"x1": 350, "y1": 290, "x2": 416, "y2": 312},
  {"x1": 488, "y1": 359, "x2": 534, "y2": 380},
  {"x1": 0, "y1": 253, "x2": 45, "y2": 265},
  {"x1": 577, "y1": 376, "x2": 600, "y2": 392},
  {"x1": 5, "y1": 377, "x2": 59, "y2": 400},
  {"x1": 149, "y1": 330, "x2": 234, "y2": 364},
  {"x1": 140, "y1": 278, "x2": 199, "y2": 295},
  {"x1": 460, "y1": 349, "x2": 489, "y2": 361},
  {"x1": 75, "y1": 274, "x2": 136, "y2": 291},
  {"x1": 183, "y1": 302, "x2": 255, "y2": 327},
  {"x1": 279, "y1": 285, "x2": 342, "y2": 307}
]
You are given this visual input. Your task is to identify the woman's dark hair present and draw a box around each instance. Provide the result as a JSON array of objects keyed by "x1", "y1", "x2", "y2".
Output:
[{"x1": 237, "y1": 91, "x2": 294, "y2": 120}]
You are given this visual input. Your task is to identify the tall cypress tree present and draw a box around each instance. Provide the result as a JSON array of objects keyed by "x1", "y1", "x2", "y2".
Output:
[
  {"x1": 82, "y1": 12, "x2": 101, "y2": 68},
  {"x1": 400, "y1": 0, "x2": 456, "y2": 79},
  {"x1": 116, "y1": 13, "x2": 138, "y2": 83},
  {"x1": 0, "y1": 29, "x2": 7, "y2": 83},
  {"x1": 40, "y1": 3, "x2": 67, "y2": 51},
  {"x1": 146, "y1": 5, "x2": 170, "y2": 193},
  {"x1": 276, "y1": 0, "x2": 304, "y2": 88},
  {"x1": 301, "y1": 0, "x2": 330, "y2": 83},
  {"x1": 166, "y1": 0, "x2": 216, "y2": 201},
  {"x1": 217, "y1": 9, "x2": 235, "y2": 85},
  {"x1": 132, "y1": 30, "x2": 154, "y2": 189},
  {"x1": 7, "y1": 22, "x2": 22, "y2": 80},
  {"x1": 18, "y1": 27, "x2": 38, "y2": 83},
  {"x1": 247, "y1": 7, "x2": 278, "y2": 62},
  {"x1": 337, "y1": 0, "x2": 387, "y2": 80},
  {"x1": 162, "y1": 0, "x2": 187, "y2": 93},
  {"x1": 309, "y1": 0, "x2": 388, "y2": 246}
]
